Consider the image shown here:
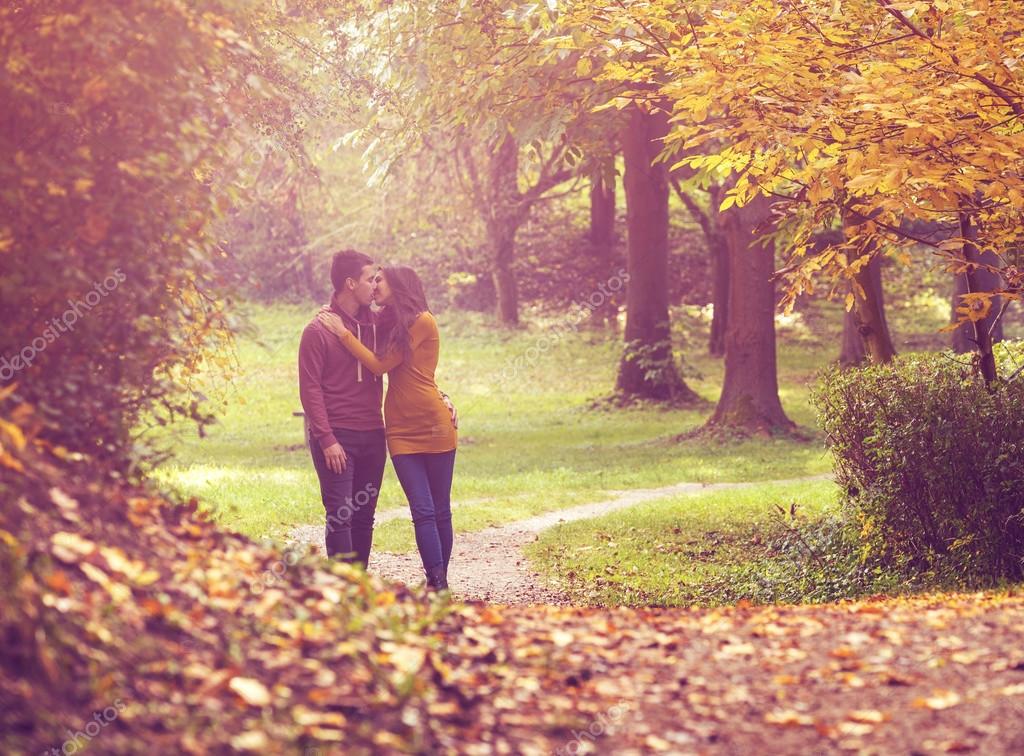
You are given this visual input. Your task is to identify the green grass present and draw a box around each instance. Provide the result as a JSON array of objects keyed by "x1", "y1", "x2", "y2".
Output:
[
  {"x1": 151, "y1": 302, "x2": 835, "y2": 543},
  {"x1": 526, "y1": 479, "x2": 841, "y2": 607}
]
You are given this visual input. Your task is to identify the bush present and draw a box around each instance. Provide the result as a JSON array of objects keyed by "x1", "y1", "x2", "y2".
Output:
[
  {"x1": 717, "y1": 508, "x2": 914, "y2": 605},
  {"x1": 815, "y1": 344, "x2": 1024, "y2": 583},
  {"x1": 0, "y1": 1, "x2": 298, "y2": 471}
]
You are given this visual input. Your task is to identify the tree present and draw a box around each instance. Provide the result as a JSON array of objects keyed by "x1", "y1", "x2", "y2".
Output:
[
  {"x1": 456, "y1": 132, "x2": 575, "y2": 324},
  {"x1": 0, "y1": 0, "x2": 300, "y2": 467},
  {"x1": 804, "y1": 229, "x2": 895, "y2": 368},
  {"x1": 672, "y1": 178, "x2": 729, "y2": 355},
  {"x1": 706, "y1": 195, "x2": 794, "y2": 433},
  {"x1": 571, "y1": 0, "x2": 1024, "y2": 381},
  {"x1": 587, "y1": 170, "x2": 619, "y2": 327},
  {"x1": 334, "y1": 1, "x2": 600, "y2": 325},
  {"x1": 616, "y1": 105, "x2": 695, "y2": 400},
  {"x1": 839, "y1": 309, "x2": 868, "y2": 368},
  {"x1": 951, "y1": 252, "x2": 1005, "y2": 353},
  {"x1": 842, "y1": 218, "x2": 898, "y2": 364}
]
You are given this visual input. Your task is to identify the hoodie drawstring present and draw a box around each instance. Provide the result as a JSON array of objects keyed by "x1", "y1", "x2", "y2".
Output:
[{"x1": 356, "y1": 323, "x2": 363, "y2": 382}]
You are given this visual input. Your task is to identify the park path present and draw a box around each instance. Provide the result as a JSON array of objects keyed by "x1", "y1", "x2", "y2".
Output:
[{"x1": 288, "y1": 474, "x2": 832, "y2": 603}]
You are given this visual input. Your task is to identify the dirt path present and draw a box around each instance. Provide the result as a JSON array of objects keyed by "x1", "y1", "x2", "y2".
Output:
[{"x1": 288, "y1": 475, "x2": 831, "y2": 603}]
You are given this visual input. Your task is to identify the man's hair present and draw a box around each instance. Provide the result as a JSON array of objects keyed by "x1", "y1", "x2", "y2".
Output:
[{"x1": 330, "y1": 249, "x2": 374, "y2": 293}]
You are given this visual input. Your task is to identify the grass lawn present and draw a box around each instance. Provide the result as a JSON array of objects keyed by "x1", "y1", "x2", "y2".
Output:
[
  {"x1": 526, "y1": 479, "x2": 841, "y2": 607},
  {"x1": 152, "y1": 278, "x2": 1021, "y2": 554},
  {"x1": 150, "y1": 302, "x2": 839, "y2": 544}
]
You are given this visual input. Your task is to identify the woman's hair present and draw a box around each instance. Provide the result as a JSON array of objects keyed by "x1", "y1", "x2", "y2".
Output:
[{"x1": 380, "y1": 265, "x2": 429, "y2": 360}]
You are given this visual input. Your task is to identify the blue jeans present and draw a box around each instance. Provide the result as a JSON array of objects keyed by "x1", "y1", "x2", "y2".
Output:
[
  {"x1": 391, "y1": 450, "x2": 456, "y2": 573},
  {"x1": 309, "y1": 428, "x2": 386, "y2": 565}
]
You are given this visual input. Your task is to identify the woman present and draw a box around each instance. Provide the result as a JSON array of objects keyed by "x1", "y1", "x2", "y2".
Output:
[{"x1": 317, "y1": 266, "x2": 457, "y2": 591}]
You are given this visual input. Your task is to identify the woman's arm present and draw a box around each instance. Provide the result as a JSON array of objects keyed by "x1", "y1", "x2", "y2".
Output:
[{"x1": 316, "y1": 312, "x2": 401, "y2": 375}]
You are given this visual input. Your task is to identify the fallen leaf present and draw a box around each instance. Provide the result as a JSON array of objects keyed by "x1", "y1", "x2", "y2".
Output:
[
  {"x1": 914, "y1": 689, "x2": 961, "y2": 710},
  {"x1": 229, "y1": 677, "x2": 272, "y2": 707},
  {"x1": 847, "y1": 709, "x2": 888, "y2": 723},
  {"x1": 765, "y1": 710, "x2": 815, "y2": 727},
  {"x1": 230, "y1": 731, "x2": 268, "y2": 751}
]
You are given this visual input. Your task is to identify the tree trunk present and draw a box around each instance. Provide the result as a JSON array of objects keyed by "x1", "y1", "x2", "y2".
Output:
[
  {"x1": 616, "y1": 105, "x2": 694, "y2": 401},
  {"x1": 839, "y1": 308, "x2": 867, "y2": 368},
  {"x1": 951, "y1": 249, "x2": 1004, "y2": 353},
  {"x1": 488, "y1": 135, "x2": 522, "y2": 325},
  {"x1": 670, "y1": 178, "x2": 729, "y2": 355},
  {"x1": 843, "y1": 216, "x2": 897, "y2": 364},
  {"x1": 706, "y1": 194, "x2": 794, "y2": 433},
  {"x1": 958, "y1": 211, "x2": 998, "y2": 384},
  {"x1": 588, "y1": 174, "x2": 618, "y2": 326},
  {"x1": 841, "y1": 255, "x2": 892, "y2": 366}
]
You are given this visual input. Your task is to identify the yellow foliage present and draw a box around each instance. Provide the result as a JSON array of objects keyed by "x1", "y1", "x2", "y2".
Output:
[{"x1": 568, "y1": 0, "x2": 1024, "y2": 311}]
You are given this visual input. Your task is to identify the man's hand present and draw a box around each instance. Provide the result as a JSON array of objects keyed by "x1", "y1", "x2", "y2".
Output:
[{"x1": 323, "y1": 442, "x2": 347, "y2": 474}]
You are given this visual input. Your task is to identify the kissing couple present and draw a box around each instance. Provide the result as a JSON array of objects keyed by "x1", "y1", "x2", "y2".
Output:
[{"x1": 298, "y1": 249, "x2": 458, "y2": 590}]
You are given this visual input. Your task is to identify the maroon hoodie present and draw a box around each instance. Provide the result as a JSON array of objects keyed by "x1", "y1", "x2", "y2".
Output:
[{"x1": 298, "y1": 304, "x2": 388, "y2": 450}]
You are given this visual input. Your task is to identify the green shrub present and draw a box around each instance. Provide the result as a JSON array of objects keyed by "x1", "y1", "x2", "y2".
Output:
[{"x1": 814, "y1": 344, "x2": 1024, "y2": 582}]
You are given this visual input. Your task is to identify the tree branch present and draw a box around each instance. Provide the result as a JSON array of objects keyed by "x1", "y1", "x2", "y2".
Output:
[{"x1": 670, "y1": 175, "x2": 714, "y2": 241}]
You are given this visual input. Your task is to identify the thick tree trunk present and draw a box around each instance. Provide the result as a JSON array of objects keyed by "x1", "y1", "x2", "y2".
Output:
[
  {"x1": 839, "y1": 308, "x2": 868, "y2": 368},
  {"x1": 616, "y1": 105, "x2": 694, "y2": 401},
  {"x1": 951, "y1": 248, "x2": 1004, "y2": 353},
  {"x1": 706, "y1": 194, "x2": 794, "y2": 433},
  {"x1": 958, "y1": 211, "x2": 998, "y2": 384},
  {"x1": 488, "y1": 136, "x2": 522, "y2": 326},
  {"x1": 842, "y1": 215, "x2": 897, "y2": 364},
  {"x1": 841, "y1": 255, "x2": 892, "y2": 366},
  {"x1": 588, "y1": 174, "x2": 618, "y2": 326}
]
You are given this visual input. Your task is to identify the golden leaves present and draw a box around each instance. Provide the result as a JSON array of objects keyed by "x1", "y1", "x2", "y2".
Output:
[
  {"x1": 579, "y1": 0, "x2": 1024, "y2": 298},
  {"x1": 0, "y1": 415, "x2": 27, "y2": 472},
  {"x1": 914, "y1": 689, "x2": 962, "y2": 710},
  {"x1": 765, "y1": 709, "x2": 815, "y2": 726},
  {"x1": 229, "y1": 677, "x2": 273, "y2": 707},
  {"x1": 380, "y1": 643, "x2": 427, "y2": 675},
  {"x1": 51, "y1": 531, "x2": 96, "y2": 561},
  {"x1": 955, "y1": 292, "x2": 994, "y2": 323},
  {"x1": 230, "y1": 731, "x2": 269, "y2": 751},
  {"x1": 847, "y1": 708, "x2": 888, "y2": 723},
  {"x1": 551, "y1": 629, "x2": 575, "y2": 647}
]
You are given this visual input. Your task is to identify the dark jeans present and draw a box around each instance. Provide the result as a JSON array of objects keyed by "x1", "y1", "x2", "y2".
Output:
[
  {"x1": 309, "y1": 428, "x2": 386, "y2": 565},
  {"x1": 391, "y1": 450, "x2": 456, "y2": 573}
]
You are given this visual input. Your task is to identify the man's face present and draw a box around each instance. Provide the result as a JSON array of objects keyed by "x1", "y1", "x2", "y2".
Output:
[{"x1": 350, "y1": 264, "x2": 377, "y2": 307}]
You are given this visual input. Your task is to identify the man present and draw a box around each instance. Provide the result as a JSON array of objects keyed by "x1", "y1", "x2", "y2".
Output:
[{"x1": 298, "y1": 249, "x2": 388, "y2": 565}]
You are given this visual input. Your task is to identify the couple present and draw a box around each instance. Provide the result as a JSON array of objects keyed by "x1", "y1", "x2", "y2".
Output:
[{"x1": 298, "y1": 249, "x2": 457, "y2": 591}]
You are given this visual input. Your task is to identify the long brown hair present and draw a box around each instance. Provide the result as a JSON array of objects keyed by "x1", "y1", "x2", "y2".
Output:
[{"x1": 380, "y1": 265, "x2": 429, "y2": 360}]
